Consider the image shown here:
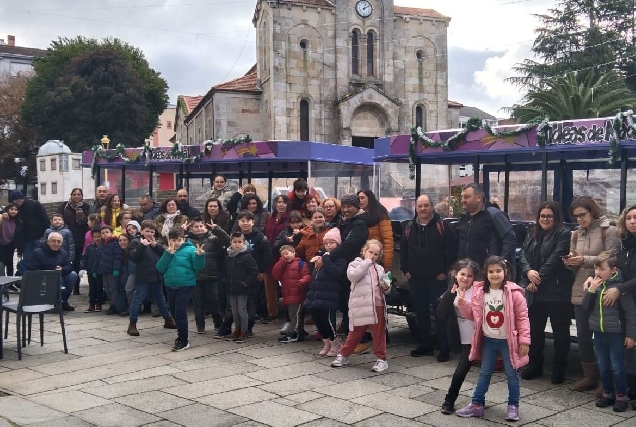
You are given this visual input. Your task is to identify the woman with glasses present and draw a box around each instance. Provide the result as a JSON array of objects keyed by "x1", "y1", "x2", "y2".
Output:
[
  {"x1": 518, "y1": 201, "x2": 574, "y2": 384},
  {"x1": 57, "y1": 188, "x2": 90, "y2": 294},
  {"x1": 564, "y1": 196, "x2": 620, "y2": 392}
]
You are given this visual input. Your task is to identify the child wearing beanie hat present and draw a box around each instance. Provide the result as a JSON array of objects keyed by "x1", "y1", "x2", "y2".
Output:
[
  {"x1": 304, "y1": 227, "x2": 348, "y2": 356},
  {"x1": 126, "y1": 220, "x2": 141, "y2": 238},
  {"x1": 323, "y1": 228, "x2": 342, "y2": 245}
]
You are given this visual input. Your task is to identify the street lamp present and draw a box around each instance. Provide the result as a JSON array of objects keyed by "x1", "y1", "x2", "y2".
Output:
[{"x1": 100, "y1": 135, "x2": 110, "y2": 189}]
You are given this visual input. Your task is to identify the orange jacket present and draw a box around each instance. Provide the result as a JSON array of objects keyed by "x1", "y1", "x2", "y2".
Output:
[
  {"x1": 367, "y1": 218, "x2": 394, "y2": 269},
  {"x1": 295, "y1": 226, "x2": 331, "y2": 262}
]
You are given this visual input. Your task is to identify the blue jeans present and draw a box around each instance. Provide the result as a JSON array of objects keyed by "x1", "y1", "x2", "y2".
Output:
[
  {"x1": 60, "y1": 271, "x2": 78, "y2": 303},
  {"x1": 408, "y1": 277, "x2": 449, "y2": 351},
  {"x1": 167, "y1": 286, "x2": 194, "y2": 341},
  {"x1": 230, "y1": 294, "x2": 249, "y2": 332},
  {"x1": 129, "y1": 281, "x2": 170, "y2": 323},
  {"x1": 594, "y1": 331, "x2": 627, "y2": 395},
  {"x1": 473, "y1": 336, "x2": 520, "y2": 407}
]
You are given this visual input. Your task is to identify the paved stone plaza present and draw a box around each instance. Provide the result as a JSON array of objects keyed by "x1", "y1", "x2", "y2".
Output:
[{"x1": 0, "y1": 284, "x2": 634, "y2": 427}]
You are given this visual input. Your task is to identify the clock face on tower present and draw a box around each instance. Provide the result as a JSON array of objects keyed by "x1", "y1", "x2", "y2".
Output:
[{"x1": 355, "y1": 0, "x2": 373, "y2": 18}]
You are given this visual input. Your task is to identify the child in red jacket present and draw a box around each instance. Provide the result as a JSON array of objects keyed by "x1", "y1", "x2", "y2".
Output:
[{"x1": 272, "y1": 245, "x2": 311, "y2": 343}]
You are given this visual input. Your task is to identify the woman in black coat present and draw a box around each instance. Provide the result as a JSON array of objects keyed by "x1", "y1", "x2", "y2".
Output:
[
  {"x1": 601, "y1": 205, "x2": 636, "y2": 408},
  {"x1": 518, "y1": 201, "x2": 574, "y2": 384},
  {"x1": 58, "y1": 188, "x2": 90, "y2": 294}
]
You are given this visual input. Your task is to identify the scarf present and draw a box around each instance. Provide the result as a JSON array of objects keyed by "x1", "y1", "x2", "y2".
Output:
[
  {"x1": 67, "y1": 199, "x2": 86, "y2": 225},
  {"x1": 161, "y1": 211, "x2": 180, "y2": 237}
]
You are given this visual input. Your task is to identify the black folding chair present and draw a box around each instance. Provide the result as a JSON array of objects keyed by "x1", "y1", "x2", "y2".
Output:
[{"x1": 2, "y1": 270, "x2": 67, "y2": 360}]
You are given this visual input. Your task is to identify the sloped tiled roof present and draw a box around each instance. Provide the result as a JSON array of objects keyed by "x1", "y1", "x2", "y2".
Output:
[
  {"x1": 213, "y1": 71, "x2": 260, "y2": 92},
  {"x1": 448, "y1": 100, "x2": 464, "y2": 109},
  {"x1": 0, "y1": 44, "x2": 47, "y2": 57},
  {"x1": 182, "y1": 95, "x2": 203, "y2": 115},
  {"x1": 459, "y1": 106, "x2": 496, "y2": 120},
  {"x1": 394, "y1": 6, "x2": 449, "y2": 20}
]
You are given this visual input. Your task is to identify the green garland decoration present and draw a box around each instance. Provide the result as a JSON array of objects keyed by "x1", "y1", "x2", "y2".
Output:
[
  {"x1": 91, "y1": 135, "x2": 252, "y2": 177},
  {"x1": 408, "y1": 117, "x2": 545, "y2": 180}
]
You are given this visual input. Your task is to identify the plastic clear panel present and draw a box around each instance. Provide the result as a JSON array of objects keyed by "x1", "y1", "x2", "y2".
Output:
[
  {"x1": 309, "y1": 161, "x2": 374, "y2": 200},
  {"x1": 573, "y1": 169, "x2": 621, "y2": 220},
  {"x1": 488, "y1": 171, "x2": 554, "y2": 222}
]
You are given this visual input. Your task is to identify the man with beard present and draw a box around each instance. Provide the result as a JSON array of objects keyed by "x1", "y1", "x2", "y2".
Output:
[
  {"x1": 176, "y1": 189, "x2": 201, "y2": 219},
  {"x1": 89, "y1": 186, "x2": 109, "y2": 214}
]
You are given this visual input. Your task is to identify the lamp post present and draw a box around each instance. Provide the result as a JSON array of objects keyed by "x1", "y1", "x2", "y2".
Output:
[{"x1": 100, "y1": 135, "x2": 110, "y2": 189}]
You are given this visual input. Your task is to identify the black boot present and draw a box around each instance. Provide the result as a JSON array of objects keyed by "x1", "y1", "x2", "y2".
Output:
[
  {"x1": 628, "y1": 374, "x2": 636, "y2": 410},
  {"x1": 521, "y1": 362, "x2": 543, "y2": 380},
  {"x1": 441, "y1": 394, "x2": 456, "y2": 414},
  {"x1": 551, "y1": 363, "x2": 567, "y2": 384}
]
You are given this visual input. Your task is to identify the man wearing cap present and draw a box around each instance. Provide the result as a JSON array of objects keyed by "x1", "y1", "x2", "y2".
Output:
[
  {"x1": 318, "y1": 194, "x2": 370, "y2": 333},
  {"x1": 26, "y1": 231, "x2": 78, "y2": 311},
  {"x1": 6, "y1": 189, "x2": 50, "y2": 260}
]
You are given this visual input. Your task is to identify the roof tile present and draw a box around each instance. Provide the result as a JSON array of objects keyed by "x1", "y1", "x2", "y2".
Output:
[
  {"x1": 0, "y1": 45, "x2": 47, "y2": 57},
  {"x1": 393, "y1": 6, "x2": 449, "y2": 20},
  {"x1": 213, "y1": 71, "x2": 260, "y2": 92},
  {"x1": 182, "y1": 95, "x2": 203, "y2": 114}
]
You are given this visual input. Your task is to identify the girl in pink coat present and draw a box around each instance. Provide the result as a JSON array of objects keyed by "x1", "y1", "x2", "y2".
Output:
[
  {"x1": 331, "y1": 239, "x2": 392, "y2": 373},
  {"x1": 455, "y1": 256, "x2": 531, "y2": 422}
]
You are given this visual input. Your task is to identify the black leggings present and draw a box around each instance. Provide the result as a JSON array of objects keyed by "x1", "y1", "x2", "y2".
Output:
[
  {"x1": 310, "y1": 308, "x2": 336, "y2": 341},
  {"x1": 447, "y1": 344, "x2": 472, "y2": 400}
]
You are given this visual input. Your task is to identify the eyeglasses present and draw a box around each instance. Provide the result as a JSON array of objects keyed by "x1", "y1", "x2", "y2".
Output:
[
  {"x1": 572, "y1": 211, "x2": 589, "y2": 220},
  {"x1": 539, "y1": 214, "x2": 554, "y2": 220}
]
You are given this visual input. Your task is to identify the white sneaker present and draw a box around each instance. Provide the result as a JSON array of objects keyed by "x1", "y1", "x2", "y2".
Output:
[
  {"x1": 279, "y1": 322, "x2": 292, "y2": 335},
  {"x1": 331, "y1": 354, "x2": 349, "y2": 368},
  {"x1": 371, "y1": 359, "x2": 388, "y2": 372}
]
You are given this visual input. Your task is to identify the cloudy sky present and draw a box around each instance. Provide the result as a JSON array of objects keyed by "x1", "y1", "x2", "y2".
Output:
[{"x1": 0, "y1": 0, "x2": 554, "y2": 118}]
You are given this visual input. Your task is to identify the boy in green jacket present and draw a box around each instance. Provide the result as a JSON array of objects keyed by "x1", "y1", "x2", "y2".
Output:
[{"x1": 157, "y1": 227, "x2": 205, "y2": 351}]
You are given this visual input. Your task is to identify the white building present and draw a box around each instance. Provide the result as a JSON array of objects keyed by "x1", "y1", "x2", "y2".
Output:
[{"x1": 36, "y1": 140, "x2": 94, "y2": 203}]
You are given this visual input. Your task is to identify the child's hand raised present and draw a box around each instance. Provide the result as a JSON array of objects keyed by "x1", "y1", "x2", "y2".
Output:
[
  {"x1": 206, "y1": 220, "x2": 217, "y2": 230},
  {"x1": 141, "y1": 238, "x2": 151, "y2": 247},
  {"x1": 450, "y1": 284, "x2": 458, "y2": 294},
  {"x1": 195, "y1": 243, "x2": 204, "y2": 255},
  {"x1": 167, "y1": 242, "x2": 176, "y2": 254},
  {"x1": 181, "y1": 221, "x2": 190, "y2": 231},
  {"x1": 456, "y1": 287, "x2": 467, "y2": 305},
  {"x1": 626, "y1": 337, "x2": 635, "y2": 349},
  {"x1": 363, "y1": 251, "x2": 374, "y2": 261}
]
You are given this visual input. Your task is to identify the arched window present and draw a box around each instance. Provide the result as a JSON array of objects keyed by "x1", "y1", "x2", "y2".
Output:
[
  {"x1": 415, "y1": 105, "x2": 425, "y2": 129},
  {"x1": 351, "y1": 30, "x2": 360, "y2": 75},
  {"x1": 300, "y1": 99, "x2": 310, "y2": 141},
  {"x1": 367, "y1": 31, "x2": 374, "y2": 77}
]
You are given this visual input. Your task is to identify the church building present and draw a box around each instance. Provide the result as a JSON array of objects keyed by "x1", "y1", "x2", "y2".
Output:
[{"x1": 176, "y1": 0, "x2": 458, "y2": 147}]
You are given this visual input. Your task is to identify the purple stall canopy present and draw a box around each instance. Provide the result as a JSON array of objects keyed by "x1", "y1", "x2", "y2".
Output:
[
  {"x1": 83, "y1": 140, "x2": 374, "y2": 173},
  {"x1": 374, "y1": 115, "x2": 636, "y2": 164}
]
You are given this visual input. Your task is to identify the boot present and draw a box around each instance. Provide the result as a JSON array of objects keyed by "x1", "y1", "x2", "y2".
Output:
[
  {"x1": 319, "y1": 339, "x2": 331, "y2": 356},
  {"x1": 326, "y1": 337, "x2": 342, "y2": 357},
  {"x1": 164, "y1": 317, "x2": 177, "y2": 329},
  {"x1": 441, "y1": 394, "x2": 456, "y2": 414},
  {"x1": 628, "y1": 374, "x2": 636, "y2": 410},
  {"x1": 570, "y1": 362, "x2": 598, "y2": 392},
  {"x1": 127, "y1": 322, "x2": 139, "y2": 336},
  {"x1": 521, "y1": 363, "x2": 543, "y2": 380}
]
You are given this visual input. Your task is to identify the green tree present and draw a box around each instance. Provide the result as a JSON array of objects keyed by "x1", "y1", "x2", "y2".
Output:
[
  {"x1": 22, "y1": 37, "x2": 168, "y2": 152},
  {"x1": 0, "y1": 73, "x2": 39, "y2": 192},
  {"x1": 509, "y1": 0, "x2": 636, "y2": 91},
  {"x1": 510, "y1": 71, "x2": 636, "y2": 123}
]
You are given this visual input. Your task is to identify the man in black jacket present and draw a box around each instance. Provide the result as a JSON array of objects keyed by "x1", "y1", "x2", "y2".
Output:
[
  {"x1": 455, "y1": 183, "x2": 516, "y2": 275},
  {"x1": 401, "y1": 195, "x2": 458, "y2": 360},
  {"x1": 8, "y1": 190, "x2": 50, "y2": 260},
  {"x1": 26, "y1": 232, "x2": 77, "y2": 311},
  {"x1": 176, "y1": 189, "x2": 201, "y2": 219}
]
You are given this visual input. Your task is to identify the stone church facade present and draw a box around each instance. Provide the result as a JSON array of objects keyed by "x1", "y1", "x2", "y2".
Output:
[{"x1": 176, "y1": 0, "x2": 457, "y2": 146}]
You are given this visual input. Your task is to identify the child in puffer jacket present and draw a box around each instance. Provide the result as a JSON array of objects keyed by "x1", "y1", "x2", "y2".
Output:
[
  {"x1": 97, "y1": 225, "x2": 122, "y2": 315},
  {"x1": 272, "y1": 245, "x2": 311, "y2": 343},
  {"x1": 331, "y1": 239, "x2": 392, "y2": 373}
]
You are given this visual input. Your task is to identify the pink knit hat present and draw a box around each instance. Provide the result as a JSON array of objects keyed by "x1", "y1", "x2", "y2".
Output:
[{"x1": 323, "y1": 228, "x2": 342, "y2": 245}]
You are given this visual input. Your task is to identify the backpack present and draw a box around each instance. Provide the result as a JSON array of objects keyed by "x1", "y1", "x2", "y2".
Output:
[{"x1": 404, "y1": 219, "x2": 445, "y2": 241}]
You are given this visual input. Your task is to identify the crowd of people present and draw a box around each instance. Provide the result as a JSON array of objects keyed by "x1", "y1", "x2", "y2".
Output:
[{"x1": 1, "y1": 177, "x2": 636, "y2": 421}]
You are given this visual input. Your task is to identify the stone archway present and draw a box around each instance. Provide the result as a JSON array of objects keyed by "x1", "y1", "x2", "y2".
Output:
[{"x1": 350, "y1": 103, "x2": 389, "y2": 148}]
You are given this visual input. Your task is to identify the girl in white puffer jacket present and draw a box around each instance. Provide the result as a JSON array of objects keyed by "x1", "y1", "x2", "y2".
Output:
[{"x1": 331, "y1": 239, "x2": 392, "y2": 373}]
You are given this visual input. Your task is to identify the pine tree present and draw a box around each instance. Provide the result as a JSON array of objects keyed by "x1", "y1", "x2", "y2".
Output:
[{"x1": 509, "y1": 0, "x2": 636, "y2": 91}]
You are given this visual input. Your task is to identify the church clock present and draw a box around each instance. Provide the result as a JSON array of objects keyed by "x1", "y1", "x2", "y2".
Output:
[{"x1": 355, "y1": 0, "x2": 373, "y2": 18}]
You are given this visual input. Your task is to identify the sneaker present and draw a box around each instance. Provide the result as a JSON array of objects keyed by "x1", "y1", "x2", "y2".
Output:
[
  {"x1": 441, "y1": 399, "x2": 455, "y2": 415},
  {"x1": 104, "y1": 306, "x2": 116, "y2": 315},
  {"x1": 279, "y1": 322, "x2": 292, "y2": 335},
  {"x1": 172, "y1": 338, "x2": 190, "y2": 352},
  {"x1": 410, "y1": 346, "x2": 434, "y2": 357},
  {"x1": 455, "y1": 403, "x2": 484, "y2": 418},
  {"x1": 371, "y1": 359, "x2": 388, "y2": 373},
  {"x1": 261, "y1": 316, "x2": 277, "y2": 324},
  {"x1": 596, "y1": 395, "x2": 615, "y2": 408},
  {"x1": 196, "y1": 327, "x2": 205, "y2": 334},
  {"x1": 94, "y1": 305, "x2": 102, "y2": 312},
  {"x1": 613, "y1": 397, "x2": 628, "y2": 412},
  {"x1": 84, "y1": 306, "x2": 95, "y2": 313},
  {"x1": 214, "y1": 328, "x2": 231, "y2": 339},
  {"x1": 247, "y1": 329, "x2": 254, "y2": 337},
  {"x1": 505, "y1": 404, "x2": 519, "y2": 421},
  {"x1": 296, "y1": 330, "x2": 307, "y2": 342},
  {"x1": 353, "y1": 342, "x2": 371, "y2": 355},
  {"x1": 278, "y1": 334, "x2": 298, "y2": 343},
  {"x1": 331, "y1": 354, "x2": 349, "y2": 368},
  {"x1": 235, "y1": 331, "x2": 248, "y2": 343},
  {"x1": 437, "y1": 350, "x2": 451, "y2": 362},
  {"x1": 254, "y1": 314, "x2": 264, "y2": 323}
]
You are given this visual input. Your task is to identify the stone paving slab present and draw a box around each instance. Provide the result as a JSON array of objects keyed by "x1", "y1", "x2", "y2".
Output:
[
  {"x1": 29, "y1": 389, "x2": 112, "y2": 413},
  {"x1": 228, "y1": 400, "x2": 321, "y2": 427},
  {"x1": 84, "y1": 374, "x2": 188, "y2": 399},
  {"x1": 196, "y1": 386, "x2": 278, "y2": 410},
  {"x1": 0, "y1": 395, "x2": 67, "y2": 425},
  {"x1": 114, "y1": 390, "x2": 193, "y2": 414},
  {"x1": 157, "y1": 403, "x2": 248, "y2": 426},
  {"x1": 73, "y1": 402, "x2": 161, "y2": 427},
  {"x1": 297, "y1": 395, "x2": 383, "y2": 424}
]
